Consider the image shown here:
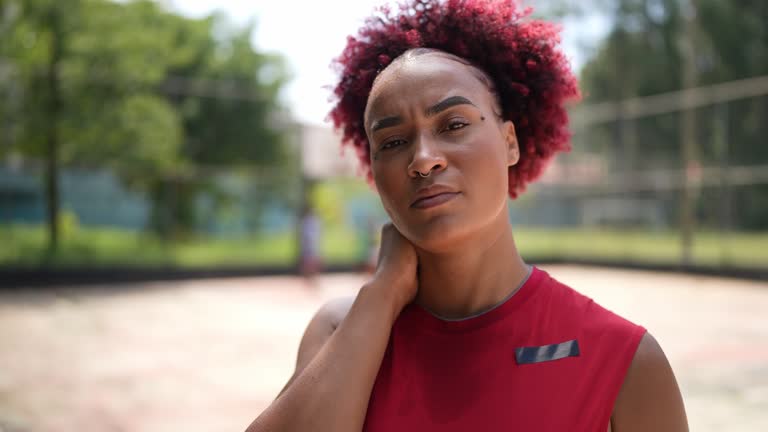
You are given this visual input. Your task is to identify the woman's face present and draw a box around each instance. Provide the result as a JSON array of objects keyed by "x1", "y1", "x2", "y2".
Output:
[{"x1": 364, "y1": 52, "x2": 520, "y2": 252}]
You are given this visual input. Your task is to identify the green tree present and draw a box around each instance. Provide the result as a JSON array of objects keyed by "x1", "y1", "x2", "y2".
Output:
[
  {"x1": 0, "y1": 0, "x2": 292, "y2": 244},
  {"x1": 0, "y1": 0, "x2": 186, "y2": 249}
]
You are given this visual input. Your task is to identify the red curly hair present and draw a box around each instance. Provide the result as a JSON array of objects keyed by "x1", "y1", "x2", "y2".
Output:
[{"x1": 328, "y1": 0, "x2": 580, "y2": 198}]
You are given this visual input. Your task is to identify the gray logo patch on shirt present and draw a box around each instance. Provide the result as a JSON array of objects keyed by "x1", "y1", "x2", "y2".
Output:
[{"x1": 515, "y1": 339, "x2": 580, "y2": 364}]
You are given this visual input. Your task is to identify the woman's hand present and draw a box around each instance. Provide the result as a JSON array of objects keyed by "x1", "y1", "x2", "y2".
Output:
[{"x1": 370, "y1": 223, "x2": 419, "y2": 314}]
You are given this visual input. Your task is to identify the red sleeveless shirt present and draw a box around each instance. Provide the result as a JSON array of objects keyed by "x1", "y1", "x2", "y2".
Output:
[{"x1": 363, "y1": 266, "x2": 646, "y2": 432}]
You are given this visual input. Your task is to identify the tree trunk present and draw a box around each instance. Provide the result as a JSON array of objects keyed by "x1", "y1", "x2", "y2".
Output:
[{"x1": 45, "y1": 4, "x2": 63, "y2": 255}]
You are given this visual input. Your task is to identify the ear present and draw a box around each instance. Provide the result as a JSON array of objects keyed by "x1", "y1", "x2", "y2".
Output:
[{"x1": 503, "y1": 120, "x2": 520, "y2": 167}]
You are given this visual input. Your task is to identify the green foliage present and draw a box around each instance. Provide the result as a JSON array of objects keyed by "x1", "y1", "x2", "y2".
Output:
[
  {"x1": 163, "y1": 14, "x2": 291, "y2": 167},
  {"x1": 64, "y1": 94, "x2": 183, "y2": 174},
  {"x1": 1, "y1": 0, "x2": 291, "y2": 168},
  {"x1": 0, "y1": 0, "x2": 184, "y2": 162},
  {"x1": 0, "y1": 0, "x2": 292, "y2": 238}
]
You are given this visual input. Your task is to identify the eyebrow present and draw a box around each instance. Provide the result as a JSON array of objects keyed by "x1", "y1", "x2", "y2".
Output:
[
  {"x1": 424, "y1": 95, "x2": 477, "y2": 117},
  {"x1": 369, "y1": 95, "x2": 477, "y2": 133},
  {"x1": 370, "y1": 116, "x2": 403, "y2": 133}
]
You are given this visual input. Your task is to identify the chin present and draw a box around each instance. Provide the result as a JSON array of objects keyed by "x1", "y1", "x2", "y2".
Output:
[
  {"x1": 400, "y1": 213, "x2": 476, "y2": 254},
  {"x1": 404, "y1": 199, "x2": 510, "y2": 253}
]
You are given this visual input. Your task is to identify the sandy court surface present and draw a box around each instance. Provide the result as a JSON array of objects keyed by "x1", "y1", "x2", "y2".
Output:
[{"x1": 0, "y1": 265, "x2": 766, "y2": 431}]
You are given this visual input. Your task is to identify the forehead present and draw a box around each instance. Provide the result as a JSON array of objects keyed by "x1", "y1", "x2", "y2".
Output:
[{"x1": 365, "y1": 53, "x2": 493, "y2": 122}]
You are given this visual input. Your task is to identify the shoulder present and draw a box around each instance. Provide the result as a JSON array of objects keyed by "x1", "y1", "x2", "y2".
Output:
[
  {"x1": 301, "y1": 296, "x2": 355, "y2": 350},
  {"x1": 535, "y1": 271, "x2": 687, "y2": 429},
  {"x1": 277, "y1": 295, "x2": 356, "y2": 398},
  {"x1": 611, "y1": 332, "x2": 689, "y2": 431},
  {"x1": 548, "y1": 273, "x2": 650, "y2": 389},
  {"x1": 313, "y1": 295, "x2": 355, "y2": 330},
  {"x1": 543, "y1": 270, "x2": 641, "y2": 333},
  {"x1": 539, "y1": 270, "x2": 641, "y2": 336},
  {"x1": 299, "y1": 296, "x2": 355, "y2": 349}
]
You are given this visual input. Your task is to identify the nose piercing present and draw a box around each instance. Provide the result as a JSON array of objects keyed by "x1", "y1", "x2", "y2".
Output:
[{"x1": 418, "y1": 170, "x2": 431, "y2": 178}]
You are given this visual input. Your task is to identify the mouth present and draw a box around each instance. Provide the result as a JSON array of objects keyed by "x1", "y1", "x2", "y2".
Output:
[{"x1": 410, "y1": 192, "x2": 461, "y2": 209}]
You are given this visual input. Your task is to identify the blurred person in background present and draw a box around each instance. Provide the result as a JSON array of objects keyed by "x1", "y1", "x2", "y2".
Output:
[
  {"x1": 299, "y1": 201, "x2": 322, "y2": 288},
  {"x1": 364, "y1": 214, "x2": 382, "y2": 275},
  {"x1": 247, "y1": 1, "x2": 688, "y2": 431}
]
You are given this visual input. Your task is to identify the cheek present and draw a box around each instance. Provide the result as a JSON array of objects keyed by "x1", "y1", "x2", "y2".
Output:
[
  {"x1": 455, "y1": 138, "x2": 510, "y2": 201},
  {"x1": 372, "y1": 161, "x2": 406, "y2": 218}
]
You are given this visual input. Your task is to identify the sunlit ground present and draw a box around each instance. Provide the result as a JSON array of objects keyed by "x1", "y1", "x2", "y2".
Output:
[{"x1": 0, "y1": 265, "x2": 766, "y2": 431}]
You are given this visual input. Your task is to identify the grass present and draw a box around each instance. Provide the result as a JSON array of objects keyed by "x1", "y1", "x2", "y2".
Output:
[
  {"x1": 1, "y1": 223, "x2": 766, "y2": 269},
  {"x1": 515, "y1": 227, "x2": 768, "y2": 268}
]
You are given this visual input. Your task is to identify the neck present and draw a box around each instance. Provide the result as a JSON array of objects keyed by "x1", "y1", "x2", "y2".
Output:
[{"x1": 414, "y1": 216, "x2": 528, "y2": 320}]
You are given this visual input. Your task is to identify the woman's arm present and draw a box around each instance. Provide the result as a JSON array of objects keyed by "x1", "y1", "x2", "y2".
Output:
[
  {"x1": 611, "y1": 333, "x2": 689, "y2": 431},
  {"x1": 245, "y1": 223, "x2": 418, "y2": 432}
]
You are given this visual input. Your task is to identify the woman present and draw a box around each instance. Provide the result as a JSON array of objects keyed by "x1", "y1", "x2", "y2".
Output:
[{"x1": 247, "y1": 0, "x2": 688, "y2": 431}]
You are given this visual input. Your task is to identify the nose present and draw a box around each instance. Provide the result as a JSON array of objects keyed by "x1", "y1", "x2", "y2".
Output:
[{"x1": 407, "y1": 133, "x2": 447, "y2": 178}]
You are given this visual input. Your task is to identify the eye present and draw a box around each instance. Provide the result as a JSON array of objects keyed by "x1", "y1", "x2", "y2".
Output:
[
  {"x1": 381, "y1": 138, "x2": 406, "y2": 150},
  {"x1": 444, "y1": 119, "x2": 469, "y2": 132}
]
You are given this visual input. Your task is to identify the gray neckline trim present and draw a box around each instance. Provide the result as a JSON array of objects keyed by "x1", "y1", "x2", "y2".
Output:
[{"x1": 422, "y1": 264, "x2": 533, "y2": 322}]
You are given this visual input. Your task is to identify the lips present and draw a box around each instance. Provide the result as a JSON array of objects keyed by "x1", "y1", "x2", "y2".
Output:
[
  {"x1": 410, "y1": 184, "x2": 461, "y2": 209},
  {"x1": 411, "y1": 192, "x2": 460, "y2": 209}
]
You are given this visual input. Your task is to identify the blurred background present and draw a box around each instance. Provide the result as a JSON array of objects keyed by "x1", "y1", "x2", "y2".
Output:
[
  {"x1": 0, "y1": 0, "x2": 766, "y2": 431},
  {"x1": 1, "y1": 0, "x2": 767, "y2": 273}
]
